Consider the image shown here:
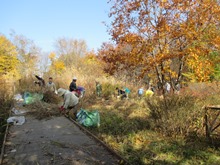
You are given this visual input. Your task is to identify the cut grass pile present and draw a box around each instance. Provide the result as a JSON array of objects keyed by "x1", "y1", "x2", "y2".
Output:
[{"x1": 25, "y1": 101, "x2": 62, "y2": 120}]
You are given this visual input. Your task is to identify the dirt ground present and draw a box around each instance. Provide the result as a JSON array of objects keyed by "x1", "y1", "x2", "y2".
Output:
[{"x1": 1, "y1": 102, "x2": 120, "y2": 165}]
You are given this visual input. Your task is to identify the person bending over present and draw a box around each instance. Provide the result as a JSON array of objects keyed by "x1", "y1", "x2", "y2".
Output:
[{"x1": 57, "y1": 88, "x2": 79, "y2": 119}]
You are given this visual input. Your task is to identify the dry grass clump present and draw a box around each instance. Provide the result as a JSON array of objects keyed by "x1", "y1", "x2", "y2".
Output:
[
  {"x1": 43, "y1": 91, "x2": 62, "y2": 104},
  {"x1": 26, "y1": 101, "x2": 62, "y2": 120}
]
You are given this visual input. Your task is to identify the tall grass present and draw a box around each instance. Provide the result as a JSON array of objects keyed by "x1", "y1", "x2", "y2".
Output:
[
  {"x1": 0, "y1": 79, "x2": 13, "y2": 148},
  {"x1": 81, "y1": 82, "x2": 220, "y2": 164}
]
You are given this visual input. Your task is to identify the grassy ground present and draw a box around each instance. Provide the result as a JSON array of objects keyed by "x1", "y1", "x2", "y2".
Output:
[{"x1": 80, "y1": 95, "x2": 220, "y2": 165}]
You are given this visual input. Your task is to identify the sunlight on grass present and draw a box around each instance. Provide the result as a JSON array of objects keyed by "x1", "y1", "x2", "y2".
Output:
[{"x1": 83, "y1": 90, "x2": 220, "y2": 165}]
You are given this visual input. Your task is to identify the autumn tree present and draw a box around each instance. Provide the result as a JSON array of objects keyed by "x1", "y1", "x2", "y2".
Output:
[
  {"x1": 0, "y1": 35, "x2": 20, "y2": 97},
  {"x1": 11, "y1": 34, "x2": 41, "y2": 78},
  {"x1": 106, "y1": 0, "x2": 220, "y2": 88},
  {"x1": 0, "y1": 35, "x2": 19, "y2": 76},
  {"x1": 48, "y1": 52, "x2": 65, "y2": 76},
  {"x1": 98, "y1": 42, "x2": 121, "y2": 75},
  {"x1": 98, "y1": 38, "x2": 145, "y2": 83},
  {"x1": 54, "y1": 38, "x2": 88, "y2": 69},
  {"x1": 81, "y1": 50, "x2": 104, "y2": 78}
]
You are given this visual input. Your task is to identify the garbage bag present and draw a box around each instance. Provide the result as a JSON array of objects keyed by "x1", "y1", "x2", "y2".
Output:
[
  {"x1": 13, "y1": 94, "x2": 23, "y2": 101},
  {"x1": 11, "y1": 107, "x2": 27, "y2": 115},
  {"x1": 76, "y1": 109, "x2": 100, "y2": 127},
  {"x1": 24, "y1": 92, "x2": 43, "y2": 105},
  {"x1": 7, "y1": 116, "x2": 25, "y2": 125}
]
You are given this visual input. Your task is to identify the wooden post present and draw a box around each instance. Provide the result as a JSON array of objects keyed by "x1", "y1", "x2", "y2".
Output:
[
  {"x1": 204, "y1": 105, "x2": 220, "y2": 140},
  {"x1": 204, "y1": 108, "x2": 210, "y2": 139}
]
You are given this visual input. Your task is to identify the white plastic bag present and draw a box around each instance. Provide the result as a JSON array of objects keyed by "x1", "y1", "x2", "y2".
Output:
[
  {"x1": 7, "y1": 116, "x2": 25, "y2": 125},
  {"x1": 11, "y1": 108, "x2": 27, "y2": 115},
  {"x1": 13, "y1": 94, "x2": 23, "y2": 101}
]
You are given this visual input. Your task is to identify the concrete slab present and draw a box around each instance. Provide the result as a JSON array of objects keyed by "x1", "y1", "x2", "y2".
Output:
[{"x1": 2, "y1": 115, "x2": 120, "y2": 165}]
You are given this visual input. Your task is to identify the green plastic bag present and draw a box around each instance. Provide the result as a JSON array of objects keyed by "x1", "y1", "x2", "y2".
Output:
[
  {"x1": 24, "y1": 92, "x2": 43, "y2": 105},
  {"x1": 76, "y1": 109, "x2": 100, "y2": 127}
]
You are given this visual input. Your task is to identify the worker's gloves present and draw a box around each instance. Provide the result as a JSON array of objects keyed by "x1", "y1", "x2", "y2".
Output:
[{"x1": 59, "y1": 106, "x2": 65, "y2": 112}]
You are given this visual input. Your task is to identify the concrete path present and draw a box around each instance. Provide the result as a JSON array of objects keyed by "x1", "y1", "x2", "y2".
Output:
[{"x1": 2, "y1": 110, "x2": 120, "y2": 165}]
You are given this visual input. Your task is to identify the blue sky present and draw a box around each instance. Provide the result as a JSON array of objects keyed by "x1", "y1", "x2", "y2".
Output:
[{"x1": 0, "y1": 0, "x2": 112, "y2": 52}]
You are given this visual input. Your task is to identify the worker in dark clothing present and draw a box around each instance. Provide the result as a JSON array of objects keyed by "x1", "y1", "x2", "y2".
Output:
[
  {"x1": 69, "y1": 77, "x2": 77, "y2": 92},
  {"x1": 116, "y1": 87, "x2": 127, "y2": 99},
  {"x1": 34, "y1": 75, "x2": 45, "y2": 87}
]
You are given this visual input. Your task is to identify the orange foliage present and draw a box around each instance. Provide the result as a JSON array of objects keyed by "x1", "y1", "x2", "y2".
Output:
[{"x1": 104, "y1": 0, "x2": 220, "y2": 83}]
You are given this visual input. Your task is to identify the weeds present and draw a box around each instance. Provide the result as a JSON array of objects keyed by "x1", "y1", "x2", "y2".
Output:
[
  {"x1": 146, "y1": 94, "x2": 203, "y2": 136},
  {"x1": 0, "y1": 88, "x2": 12, "y2": 149},
  {"x1": 83, "y1": 87, "x2": 220, "y2": 164}
]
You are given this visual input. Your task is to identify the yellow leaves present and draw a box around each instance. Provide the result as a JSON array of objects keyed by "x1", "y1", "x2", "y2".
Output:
[
  {"x1": 127, "y1": 133, "x2": 151, "y2": 150},
  {"x1": 0, "y1": 35, "x2": 17, "y2": 57},
  {"x1": 53, "y1": 61, "x2": 65, "y2": 70},
  {"x1": 49, "y1": 52, "x2": 56, "y2": 60},
  {"x1": 49, "y1": 60, "x2": 65, "y2": 75},
  {"x1": 84, "y1": 50, "x2": 99, "y2": 64},
  {"x1": 187, "y1": 50, "x2": 214, "y2": 82},
  {"x1": 108, "y1": 0, "x2": 220, "y2": 82},
  {"x1": 213, "y1": 36, "x2": 220, "y2": 48},
  {"x1": 48, "y1": 52, "x2": 65, "y2": 75},
  {"x1": 0, "y1": 35, "x2": 19, "y2": 76}
]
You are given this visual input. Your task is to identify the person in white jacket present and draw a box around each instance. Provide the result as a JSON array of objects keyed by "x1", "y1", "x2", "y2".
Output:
[{"x1": 57, "y1": 88, "x2": 79, "y2": 118}]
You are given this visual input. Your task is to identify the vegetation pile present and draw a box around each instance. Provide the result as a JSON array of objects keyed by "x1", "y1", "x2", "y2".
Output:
[
  {"x1": 26, "y1": 101, "x2": 62, "y2": 120},
  {"x1": 42, "y1": 91, "x2": 61, "y2": 104}
]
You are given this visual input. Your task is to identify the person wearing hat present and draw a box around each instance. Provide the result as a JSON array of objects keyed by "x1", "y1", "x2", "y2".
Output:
[
  {"x1": 57, "y1": 88, "x2": 79, "y2": 118},
  {"x1": 69, "y1": 77, "x2": 77, "y2": 92}
]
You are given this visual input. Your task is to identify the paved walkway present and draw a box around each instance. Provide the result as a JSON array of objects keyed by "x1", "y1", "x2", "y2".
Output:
[{"x1": 2, "y1": 106, "x2": 120, "y2": 165}]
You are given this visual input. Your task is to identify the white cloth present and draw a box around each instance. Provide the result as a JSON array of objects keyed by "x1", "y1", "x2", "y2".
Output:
[{"x1": 165, "y1": 82, "x2": 171, "y2": 92}]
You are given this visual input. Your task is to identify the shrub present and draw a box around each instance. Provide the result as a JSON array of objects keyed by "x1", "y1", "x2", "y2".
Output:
[
  {"x1": 146, "y1": 94, "x2": 203, "y2": 137},
  {"x1": 101, "y1": 82, "x2": 118, "y2": 99}
]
